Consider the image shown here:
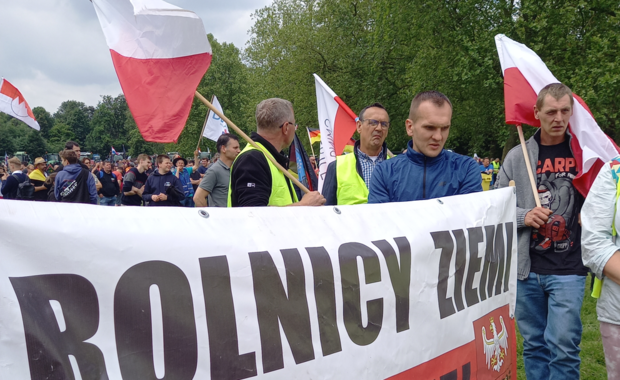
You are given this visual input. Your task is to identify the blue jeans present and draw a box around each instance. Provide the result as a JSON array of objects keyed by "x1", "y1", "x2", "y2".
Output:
[
  {"x1": 516, "y1": 273, "x2": 585, "y2": 380},
  {"x1": 100, "y1": 195, "x2": 117, "y2": 206}
]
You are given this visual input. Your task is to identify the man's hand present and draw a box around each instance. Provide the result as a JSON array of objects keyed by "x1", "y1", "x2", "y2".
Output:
[
  {"x1": 524, "y1": 207, "x2": 553, "y2": 229},
  {"x1": 151, "y1": 194, "x2": 160, "y2": 202},
  {"x1": 99, "y1": 193, "x2": 103, "y2": 198},
  {"x1": 295, "y1": 191, "x2": 326, "y2": 206},
  {"x1": 159, "y1": 193, "x2": 168, "y2": 201}
]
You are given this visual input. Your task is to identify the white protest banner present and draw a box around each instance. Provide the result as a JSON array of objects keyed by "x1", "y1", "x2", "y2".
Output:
[
  {"x1": 202, "y1": 95, "x2": 229, "y2": 142},
  {"x1": 0, "y1": 188, "x2": 517, "y2": 379}
]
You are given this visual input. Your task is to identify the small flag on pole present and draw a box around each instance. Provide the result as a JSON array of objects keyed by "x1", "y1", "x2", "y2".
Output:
[
  {"x1": 111, "y1": 146, "x2": 117, "y2": 155},
  {"x1": 202, "y1": 96, "x2": 229, "y2": 142},
  {"x1": 306, "y1": 127, "x2": 321, "y2": 144},
  {"x1": 0, "y1": 78, "x2": 40, "y2": 131}
]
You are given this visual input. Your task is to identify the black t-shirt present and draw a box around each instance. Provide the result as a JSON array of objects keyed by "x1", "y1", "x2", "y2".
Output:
[
  {"x1": 121, "y1": 168, "x2": 148, "y2": 206},
  {"x1": 529, "y1": 134, "x2": 587, "y2": 276},
  {"x1": 190, "y1": 170, "x2": 202, "y2": 193}
]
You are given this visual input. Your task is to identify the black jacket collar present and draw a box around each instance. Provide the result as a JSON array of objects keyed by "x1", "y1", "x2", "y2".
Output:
[{"x1": 251, "y1": 132, "x2": 289, "y2": 169}]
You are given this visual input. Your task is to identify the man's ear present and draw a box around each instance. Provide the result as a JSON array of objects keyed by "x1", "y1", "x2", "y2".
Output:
[
  {"x1": 533, "y1": 106, "x2": 540, "y2": 120},
  {"x1": 405, "y1": 119, "x2": 414, "y2": 137}
]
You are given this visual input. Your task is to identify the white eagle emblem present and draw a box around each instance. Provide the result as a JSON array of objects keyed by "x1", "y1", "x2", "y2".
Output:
[{"x1": 482, "y1": 316, "x2": 508, "y2": 372}]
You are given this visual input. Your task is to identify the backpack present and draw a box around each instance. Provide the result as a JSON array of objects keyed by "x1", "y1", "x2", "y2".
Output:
[{"x1": 13, "y1": 174, "x2": 35, "y2": 200}]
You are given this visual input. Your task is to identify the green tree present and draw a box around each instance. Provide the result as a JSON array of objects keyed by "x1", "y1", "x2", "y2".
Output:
[
  {"x1": 47, "y1": 123, "x2": 76, "y2": 153},
  {"x1": 0, "y1": 130, "x2": 15, "y2": 156},
  {"x1": 32, "y1": 107, "x2": 54, "y2": 139},
  {"x1": 53, "y1": 101, "x2": 93, "y2": 145},
  {"x1": 23, "y1": 130, "x2": 47, "y2": 158},
  {"x1": 86, "y1": 95, "x2": 130, "y2": 155}
]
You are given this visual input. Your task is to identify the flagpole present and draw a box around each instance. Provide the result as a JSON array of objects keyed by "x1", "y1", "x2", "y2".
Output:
[
  {"x1": 194, "y1": 91, "x2": 311, "y2": 194},
  {"x1": 196, "y1": 95, "x2": 215, "y2": 152},
  {"x1": 517, "y1": 124, "x2": 541, "y2": 207}
]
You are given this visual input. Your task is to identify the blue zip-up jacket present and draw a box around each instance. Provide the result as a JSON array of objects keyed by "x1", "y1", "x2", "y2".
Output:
[
  {"x1": 143, "y1": 170, "x2": 184, "y2": 206},
  {"x1": 368, "y1": 140, "x2": 482, "y2": 203}
]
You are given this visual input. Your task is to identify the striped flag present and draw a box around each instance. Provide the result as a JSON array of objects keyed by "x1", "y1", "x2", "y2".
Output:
[
  {"x1": 0, "y1": 78, "x2": 39, "y2": 131},
  {"x1": 91, "y1": 0, "x2": 212, "y2": 143},
  {"x1": 495, "y1": 34, "x2": 620, "y2": 196}
]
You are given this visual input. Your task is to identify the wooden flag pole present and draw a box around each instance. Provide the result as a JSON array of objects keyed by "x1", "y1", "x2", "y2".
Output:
[
  {"x1": 516, "y1": 124, "x2": 541, "y2": 207},
  {"x1": 305, "y1": 127, "x2": 317, "y2": 159},
  {"x1": 194, "y1": 91, "x2": 310, "y2": 194},
  {"x1": 196, "y1": 95, "x2": 215, "y2": 152}
]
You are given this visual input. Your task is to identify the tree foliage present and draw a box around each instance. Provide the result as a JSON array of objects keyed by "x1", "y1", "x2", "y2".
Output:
[{"x1": 1, "y1": 1, "x2": 619, "y2": 162}]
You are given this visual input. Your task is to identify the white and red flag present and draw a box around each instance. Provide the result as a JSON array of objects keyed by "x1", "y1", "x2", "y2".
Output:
[
  {"x1": 313, "y1": 74, "x2": 358, "y2": 191},
  {"x1": 0, "y1": 78, "x2": 39, "y2": 131},
  {"x1": 495, "y1": 34, "x2": 620, "y2": 196},
  {"x1": 91, "y1": 0, "x2": 212, "y2": 143}
]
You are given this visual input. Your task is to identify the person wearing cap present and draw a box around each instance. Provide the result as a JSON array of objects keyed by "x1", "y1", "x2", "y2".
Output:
[
  {"x1": 322, "y1": 102, "x2": 390, "y2": 205},
  {"x1": 228, "y1": 98, "x2": 325, "y2": 207},
  {"x1": 1, "y1": 157, "x2": 28, "y2": 200},
  {"x1": 29, "y1": 157, "x2": 49, "y2": 202},
  {"x1": 172, "y1": 151, "x2": 199, "y2": 207}
]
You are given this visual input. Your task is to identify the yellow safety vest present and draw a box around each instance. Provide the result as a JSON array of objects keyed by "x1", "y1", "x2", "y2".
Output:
[
  {"x1": 335, "y1": 153, "x2": 369, "y2": 205},
  {"x1": 493, "y1": 161, "x2": 500, "y2": 174},
  {"x1": 227, "y1": 142, "x2": 299, "y2": 207}
]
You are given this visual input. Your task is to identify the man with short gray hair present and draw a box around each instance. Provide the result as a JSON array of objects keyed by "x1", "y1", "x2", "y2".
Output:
[{"x1": 228, "y1": 98, "x2": 325, "y2": 207}]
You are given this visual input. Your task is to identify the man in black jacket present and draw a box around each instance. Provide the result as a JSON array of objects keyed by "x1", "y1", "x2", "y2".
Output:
[
  {"x1": 1, "y1": 157, "x2": 28, "y2": 199},
  {"x1": 143, "y1": 155, "x2": 184, "y2": 206},
  {"x1": 98, "y1": 161, "x2": 120, "y2": 206}
]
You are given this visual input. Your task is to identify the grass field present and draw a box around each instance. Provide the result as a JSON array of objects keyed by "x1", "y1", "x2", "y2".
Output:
[{"x1": 515, "y1": 274, "x2": 608, "y2": 379}]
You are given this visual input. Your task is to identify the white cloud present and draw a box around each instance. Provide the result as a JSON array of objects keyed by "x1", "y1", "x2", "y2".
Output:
[{"x1": 1, "y1": 0, "x2": 270, "y2": 113}]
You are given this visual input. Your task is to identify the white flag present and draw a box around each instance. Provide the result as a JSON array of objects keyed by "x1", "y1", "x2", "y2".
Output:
[
  {"x1": 0, "y1": 78, "x2": 39, "y2": 131},
  {"x1": 314, "y1": 74, "x2": 357, "y2": 193},
  {"x1": 202, "y1": 96, "x2": 229, "y2": 142}
]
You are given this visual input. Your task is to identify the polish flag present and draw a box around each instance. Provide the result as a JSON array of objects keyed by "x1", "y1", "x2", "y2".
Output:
[
  {"x1": 495, "y1": 34, "x2": 620, "y2": 196},
  {"x1": 0, "y1": 78, "x2": 39, "y2": 131},
  {"x1": 92, "y1": 0, "x2": 212, "y2": 143},
  {"x1": 314, "y1": 74, "x2": 358, "y2": 192}
]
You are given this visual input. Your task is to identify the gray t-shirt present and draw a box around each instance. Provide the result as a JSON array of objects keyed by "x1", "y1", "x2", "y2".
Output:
[{"x1": 198, "y1": 159, "x2": 230, "y2": 207}]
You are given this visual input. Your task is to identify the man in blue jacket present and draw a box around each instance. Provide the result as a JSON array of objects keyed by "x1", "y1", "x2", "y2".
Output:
[
  {"x1": 368, "y1": 91, "x2": 482, "y2": 203},
  {"x1": 143, "y1": 155, "x2": 184, "y2": 206}
]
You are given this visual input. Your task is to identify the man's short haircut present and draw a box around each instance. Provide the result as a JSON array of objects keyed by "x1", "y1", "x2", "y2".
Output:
[
  {"x1": 216, "y1": 133, "x2": 240, "y2": 153},
  {"x1": 483, "y1": 157, "x2": 490, "y2": 161},
  {"x1": 359, "y1": 102, "x2": 388, "y2": 121},
  {"x1": 60, "y1": 149, "x2": 78, "y2": 164},
  {"x1": 408, "y1": 91, "x2": 453, "y2": 121},
  {"x1": 103, "y1": 161, "x2": 111, "y2": 167},
  {"x1": 8, "y1": 157, "x2": 21, "y2": 166},
  {"x1": 156, "y1": 154, "x2": 170, "y2": 165},
  {"x1": 255, "y1": 98, "x2": 294, "y2": 131},
  {"x1": 65, "y1": 141, "x2": 79, "y2": 150},
  {"x1": 536, "y1": 83, "x2": 574, "y2": 110},
  {"x1": 136, "y1": 153, "x2": 150, "y2": 162},
  {"x1": 81, "y1": 157, "x2": 90, "y2": 164}
]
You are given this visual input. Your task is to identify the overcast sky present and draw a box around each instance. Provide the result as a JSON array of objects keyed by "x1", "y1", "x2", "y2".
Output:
[{"x1": 0, "y1": 0, "x2": 271, "y2": 114}]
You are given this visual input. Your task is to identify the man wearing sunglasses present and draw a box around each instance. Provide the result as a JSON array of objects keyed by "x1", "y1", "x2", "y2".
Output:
[
  {"x1": 323, "y1": 102, "x2": 390, "y2": 205},
  {"x1": 368, "y1": 91, "x2": 482, "y2": 203},
  {"x1": 228, "y1": 98, "x2": 325, "y2": 207}
]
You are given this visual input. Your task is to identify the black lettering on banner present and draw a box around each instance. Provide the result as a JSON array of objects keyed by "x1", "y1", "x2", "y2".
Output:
[
  {"x1": 306, "y1": 247, "x2": 343, "y2": 356},
  {"x1": 199, "y1": 256, "x2": 257, "y2": 380},
  {"x1": 486, "y1": 226, "x2": 500, "y2": 299},
  {"x1": 451, "y1": 230, "x2": 467, "y2": 312},
  {"x1": 431, "y1": 231, "x2": 456, "y2": 319},
  {"x1": 464, "y1": 227, "x2": 483, "y2": 307},
  {"x1": 10, "y1": 274, "x2": 108, "y2": 380},
  {"x1": 494, "y1": 223, "x2": 505, "y2": 296},
  {"x1": 114, "y1": 261, "x2": 198, "y2": 380},
  {"x1": 249, "y1": 249, "x2": 314, "y2": 373},
  {"x1": 339, "y1": 242, "x2": 383, "y2": 346},
  {"x1": 439, "y1": 363, "x2": 471, "y2": 380},
  {"x1": 479, "y1": 225, "x2": 495, "y2": 301},
  {"x1": 372, "y1": 237, "x2": 411, "y2": 333},
  {"x1": 503, "y1": 222, "x2": 514, "y2": 293}
]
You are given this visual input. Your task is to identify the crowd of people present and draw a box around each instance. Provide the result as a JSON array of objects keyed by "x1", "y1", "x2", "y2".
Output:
[{"x1": 1, "y1": 84, "x2": 619, "y2": 379}]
